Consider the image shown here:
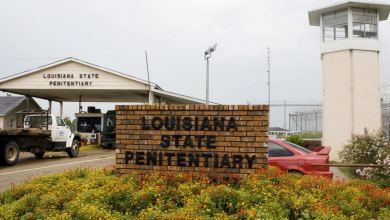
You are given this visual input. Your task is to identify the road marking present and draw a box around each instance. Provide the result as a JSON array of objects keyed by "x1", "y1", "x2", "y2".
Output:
[{"x1": 0, "y1": 157, "x2": 115, "y2": 176}]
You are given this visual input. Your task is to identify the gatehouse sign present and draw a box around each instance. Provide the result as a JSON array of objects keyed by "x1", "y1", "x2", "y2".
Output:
[
  {"x1": 0, "y1": 57, "x2": 206, "y2": 103},
  {"x1": 42, "y1": 73, "x2": 99, "y2": 86},
  {"x1": 115, "y1": 104, "x2": 269, "y2": 176}
]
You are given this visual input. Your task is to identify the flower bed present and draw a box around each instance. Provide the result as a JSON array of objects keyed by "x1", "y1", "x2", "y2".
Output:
[{"x1": 0, "y1": 167, "x2": 389, "y2": 219}]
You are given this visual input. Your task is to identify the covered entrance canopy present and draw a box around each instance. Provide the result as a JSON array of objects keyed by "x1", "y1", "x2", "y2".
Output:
[{"x1": 0, "y1": 57, "x2": 206, "y2": 115}]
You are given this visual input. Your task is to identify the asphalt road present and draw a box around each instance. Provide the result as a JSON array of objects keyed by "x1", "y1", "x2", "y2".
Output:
[{"x1": 0, "y1": 148, "x2": 115, "y2": 192}]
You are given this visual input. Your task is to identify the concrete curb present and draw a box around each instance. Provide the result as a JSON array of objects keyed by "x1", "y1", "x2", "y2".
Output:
[{"x1": 80, "y1": 145, "x2": 100, "y2": 151}]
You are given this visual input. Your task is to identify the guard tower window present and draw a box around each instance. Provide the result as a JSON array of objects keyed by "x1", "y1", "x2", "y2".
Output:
[
  {"x1": 352, "y1": 8, "x2": 378, "y2": 39},
  {"x1": 322, "y1": 9, "x2": 348, "y2": 41}
]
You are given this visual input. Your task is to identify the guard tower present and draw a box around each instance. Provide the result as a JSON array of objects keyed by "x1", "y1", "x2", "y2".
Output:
[{"x1": 309, "y1": 1, "x2": 390, "y2": 160}]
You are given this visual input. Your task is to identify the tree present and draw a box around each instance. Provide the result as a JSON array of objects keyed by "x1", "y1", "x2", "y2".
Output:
[{"x1": 63, "y1": 116, "x2": 77, "y2": 131}]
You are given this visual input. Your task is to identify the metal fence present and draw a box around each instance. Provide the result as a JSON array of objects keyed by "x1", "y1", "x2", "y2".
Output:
[
  {"x1": 283, "y1": 103, "x2": 390, "y2": 138},
  {"x1": 381, "y1": 104, "x2": 390, "y2": 138},
  {"x1": 288, "y1": 110, "x2": 322, "y2": 133}
]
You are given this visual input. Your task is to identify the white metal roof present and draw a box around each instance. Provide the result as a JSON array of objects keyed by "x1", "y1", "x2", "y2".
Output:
[
  {"x1": 308, "y1": 1, "x2": 390, "y2": 26},
  {"x1": 0, "y1": 57, "x2": 162, "y2": 90},
  {"x1": 0, "y1": 57, "x2": 210, "y2": 104}
]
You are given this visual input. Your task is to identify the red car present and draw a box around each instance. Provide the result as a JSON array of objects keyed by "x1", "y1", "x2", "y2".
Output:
[{"x1": 268, "y1": 139, "x2": 333, "y2": 178}]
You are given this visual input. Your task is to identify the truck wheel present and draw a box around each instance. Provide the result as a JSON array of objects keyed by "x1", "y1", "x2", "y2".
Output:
[
  {"x1": 67, "y1": 139, "x2": 80, "y2": 158},
  {"x1": 1, "y1": 141, "x2": 20, "y2": 166},
  {"x1": 34, "y1": 152, "x2": 45, "y2": 159}
]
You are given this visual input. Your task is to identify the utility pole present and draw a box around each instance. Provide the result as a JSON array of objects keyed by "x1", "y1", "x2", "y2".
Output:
[
  {"x1": 283, "y1": 100, "x2": 287, "y2": 129},
  {"x1": 267, "y1": 47, "x2": 271, "y2": 107}
]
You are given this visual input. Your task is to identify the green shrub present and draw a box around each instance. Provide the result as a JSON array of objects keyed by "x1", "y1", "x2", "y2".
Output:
[
  {"x1": 286, "y1": 134, "x2": 304, "y2": 146},
  {"x1": 339, "y1": 130, "x2": 390, "y2": 187}
]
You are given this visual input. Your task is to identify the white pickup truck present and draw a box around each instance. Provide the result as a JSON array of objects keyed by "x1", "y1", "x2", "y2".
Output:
[{"x1": 0, "y1": 114, "x2": 82, "y2": 165}]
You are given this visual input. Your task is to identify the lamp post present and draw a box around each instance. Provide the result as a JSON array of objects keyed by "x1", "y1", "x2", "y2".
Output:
[{"x1": 204, "y1": 43, "x2": 217, "y2": 104}]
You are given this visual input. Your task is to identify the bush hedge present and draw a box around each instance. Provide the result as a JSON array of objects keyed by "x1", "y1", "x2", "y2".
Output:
[
  {"x1": 285, "y1": 135, "x2": 305, "y2": 146},
  {"x1": 0, "y1": 167, "x2": 389, "y2": 219},
  {"x1": 339, "y1": 131, "x2": 390, "y2": 187}
]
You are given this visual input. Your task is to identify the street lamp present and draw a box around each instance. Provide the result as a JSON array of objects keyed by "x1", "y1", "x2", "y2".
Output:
[{"x1": 204, "y1": 43, "x2": 217, "y2": 104}]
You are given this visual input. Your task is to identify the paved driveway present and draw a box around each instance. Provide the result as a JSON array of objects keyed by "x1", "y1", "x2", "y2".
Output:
[{"x1": 0, "y1": 148, "x2": 115, "y2": 192}]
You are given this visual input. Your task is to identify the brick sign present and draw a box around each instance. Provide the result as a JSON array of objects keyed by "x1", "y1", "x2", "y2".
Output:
[{"x1": 115, "y1": 105, "x2": 269, "y2": 177}]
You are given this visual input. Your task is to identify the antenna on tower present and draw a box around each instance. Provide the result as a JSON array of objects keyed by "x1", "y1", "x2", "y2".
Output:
[
  {"x1": 145, "y1": 51, "x2": 151, "y2": 89},
  {"x1": 145, "y1": 51, "x2": 153, "y2": 104}
]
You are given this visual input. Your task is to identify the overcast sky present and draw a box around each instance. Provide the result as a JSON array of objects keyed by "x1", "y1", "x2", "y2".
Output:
[{"x1": 0, "y1": 0, "x2": 389, "y2": 127}]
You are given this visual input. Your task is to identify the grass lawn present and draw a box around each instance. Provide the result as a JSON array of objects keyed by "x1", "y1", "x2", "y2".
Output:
[
  {"x1": 337, "y1": 166, "x2": 358, "y2": 179},
  {"x1": 330, "y1": 161, "x2": 358, "y2": 179}
]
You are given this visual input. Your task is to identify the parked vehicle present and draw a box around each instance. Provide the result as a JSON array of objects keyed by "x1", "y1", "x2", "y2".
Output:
[
  {"x1": 101, "y1": 110, "x2": 116, "y2": 149},
  {"x1": 0, "y1": 110, "x2": 82, "y2": 165},
  {"x1": 268, "y1": 139, "x2": 333, "y2": 178}
]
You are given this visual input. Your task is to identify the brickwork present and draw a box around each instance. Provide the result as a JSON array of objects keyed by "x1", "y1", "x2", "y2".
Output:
[{"x1": 115, "y1": 104, "x2": 269, "y2": 177}]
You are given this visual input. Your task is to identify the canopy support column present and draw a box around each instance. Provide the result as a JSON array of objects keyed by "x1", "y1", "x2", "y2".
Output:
[
  {"x1": 79, "y1": 95, "x2": 82, "y2": 113},
  {"x1": 60, "y1": 101, "x2": 63, "y2": 117},
  {"x1": 48, "y1": 100, "x2": 52, "y2": 114},
  {"x1": 148, "y1": 91, "x2": 154, "y2": 104}
]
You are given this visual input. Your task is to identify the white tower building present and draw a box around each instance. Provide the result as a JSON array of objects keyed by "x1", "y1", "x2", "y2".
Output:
[{"x1": 308, "y1": 1, "x2": 390, "y2": 160}]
